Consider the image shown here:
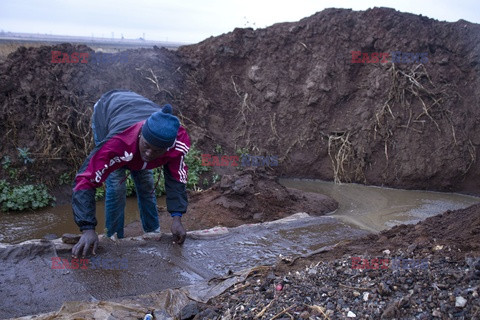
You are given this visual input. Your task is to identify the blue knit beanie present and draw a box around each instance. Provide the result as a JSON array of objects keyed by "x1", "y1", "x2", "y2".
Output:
[{"x1": 141, "y1": 104, "x2": 180, "y2": 148}]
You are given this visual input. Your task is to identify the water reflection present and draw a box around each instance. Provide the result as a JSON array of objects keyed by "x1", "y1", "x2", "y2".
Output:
[
  {"x1": 0, "y1": 197, "x2": 166, "y2": 243},
  {"x1": 280, "y1": 179, "x2": 479, "y2": 232}
]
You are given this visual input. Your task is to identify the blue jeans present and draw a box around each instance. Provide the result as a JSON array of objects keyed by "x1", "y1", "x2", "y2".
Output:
[
  {"x1": 104, "y1": 168, "x2": 160, "y2": 238},
  {"x1": 92, "y1": 101, "x2": 160, "y2": 238}
]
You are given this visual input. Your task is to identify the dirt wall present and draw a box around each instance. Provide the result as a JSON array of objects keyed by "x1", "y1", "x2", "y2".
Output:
[
  {"x1": 1, "y1": 7, "x2": 479, "y2": 194},
  {"x1": 177, "y1": 7, "x2": 480, "y2": 193}
]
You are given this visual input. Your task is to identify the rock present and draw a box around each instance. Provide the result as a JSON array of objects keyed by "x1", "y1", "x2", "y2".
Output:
[
  {"x1": 455, "y1": 296, "x2": 467, "y2": 308},
  {"x1": 232, "y1": 174, "x2": 254, "y2": 195},
  {"x1": 181, "y1": 302, "x2": 199, "y2": 320},
  {"x1": 432, "y1": 310, "x2": 442, "y2": 317},
  {"x1": 188, "y1": 226, "x2": 229, "y2": 240},
  {"x1": 353, "y1": 291, "x2": 361, "y2": 297},
  {"x1": 363, "y1": 292, "x2": 369, "y2": 301},
  {"x1": 193, "y1": 308, "x2": 218, "y2": 320},
  {"x1": 61, "y1": 233, "x2": 81, "y2": 244},
  {"x1": 407, "y1": 243, "x2": 417, "y2": 253},
  {"x1": 381, "y1": 302, "x2": 398, "y2": 318},
  {"x1": 347, "y1": 311, "x2": 356, "y2": 317},
  {"x1": 299, "y1": 311, "x2": 310, "y2": 319},
  {"x1": 154, "y1": 309, "x2": 174, "y2": 320},
  {"x1": 383, "y1": 249, "x2": 391, "y2": 255},
  {"x1": 142, "y1": 231, "x2": 162, "y2": 240},
  {"x1": 307, "y1": 267, "x2": 317, "y2": 275},
  {"x1": 253, "y1": 212, "x2": 264, "y2": 221},
  {"x1": 378, "y1": 282, "x2": 392, "y2": 296},
  {"x1": 43, "y1": 233, "x2": 58, "y2": 240}
]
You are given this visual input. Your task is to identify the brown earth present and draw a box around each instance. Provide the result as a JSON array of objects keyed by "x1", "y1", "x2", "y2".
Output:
[
  {"x1": 176, "y1": 8, "x2": 480, "y2": 195},
  {"x1": 1, "y1": 7, "x2": 479, "y2": 195}
]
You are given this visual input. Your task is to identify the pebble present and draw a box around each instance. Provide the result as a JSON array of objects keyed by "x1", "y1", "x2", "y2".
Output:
[
  {"x1": 308, "y1": 268, "x2": 317, "y2": 275},
  {"x1": 378, "y1": 282, "x2": 392, "y2": 296},
  {"x1": 363, "y1": 292, "x2": 369, "y2": 301},
  {"x1": 432, "y1": 310, "x2": 442, "y2": 317},
  {"x1": 347, "y1": 311, "x2": 356, "y2": 317},
  {"x1": 455, "y1": 296, "x2": 467, "y2": 308}
]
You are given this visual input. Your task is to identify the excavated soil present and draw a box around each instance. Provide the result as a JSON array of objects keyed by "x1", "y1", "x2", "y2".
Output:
[
  {"x1": 177, "y1": 7, "x2": 480, "y2": 194},
  {"x1": 1, "y1": 7, "x2": 480, "y2": 194}
]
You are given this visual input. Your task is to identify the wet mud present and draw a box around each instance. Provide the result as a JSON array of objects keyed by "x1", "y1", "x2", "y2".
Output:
[{"x1": 0, "y1": 213, "x2": 366, "y2": 319}]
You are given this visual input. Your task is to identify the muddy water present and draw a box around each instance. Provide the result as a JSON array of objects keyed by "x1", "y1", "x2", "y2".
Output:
[
  {"x1": 1, "y1": 180, "x2": 478, "y2": 244},
  {"x1": 280, "y1": 179, "x2": 480, "y2": 233},
  {"x1": 0, "y1": 197, "x2": 166, "y2": 243}
]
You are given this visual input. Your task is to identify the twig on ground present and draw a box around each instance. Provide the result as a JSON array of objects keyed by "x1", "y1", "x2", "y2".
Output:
[
  {"x1": 269, "y1": 305, "x2": 295, "y2": 320},
  {"x1": 255, "y1": 300, "x2": 274, "y2": 319},
  {"x1": 306, "y1": 304, "x2": 331, "y2": 320}
]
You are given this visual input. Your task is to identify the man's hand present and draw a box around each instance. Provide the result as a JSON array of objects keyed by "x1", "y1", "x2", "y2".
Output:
[
  {"x1": 72, "y1": 229, "x2": 99, "y2": 258},
  {"x1": 171, "y1": 216, "x2": 186, "y2": 244}
]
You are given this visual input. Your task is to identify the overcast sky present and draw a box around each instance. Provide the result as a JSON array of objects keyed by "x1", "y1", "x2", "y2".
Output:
[{"x1": 1, "y1": 0, "x2": 479, "y2": 44}]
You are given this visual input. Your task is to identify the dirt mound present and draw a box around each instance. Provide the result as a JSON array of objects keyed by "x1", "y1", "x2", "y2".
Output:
[
  {"x1": 177, "y1": 7, "x2": 480, "y2": 194},
  {"x1": 186, "y1": 168, "x2": 337, "y2": 224},
  {"x1": 1, "y1": 8, "x2": 480, "y2": 195},
  {"x1": 0, "y1": 43, "x2": 183, "y2": 185}
]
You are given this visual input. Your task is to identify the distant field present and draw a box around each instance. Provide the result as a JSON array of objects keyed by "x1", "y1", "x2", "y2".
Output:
[{"x1": 0, "y1": 38, "x2": 184, "y2": 62}]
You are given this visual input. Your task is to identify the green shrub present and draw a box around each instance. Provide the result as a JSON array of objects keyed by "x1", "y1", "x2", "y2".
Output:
[
  {"x1": 184, "y1": 143, "x2": 210, "y2": 190},
  {"x1": 17, "y1": 147, "x2": 34, "y2": 164},
  {"x1": 1, "y1": 156, "x2": 11, "y2": 169},
  {"x1": 0, "y1": 179, "x2": 56, "y2": 212},
  {"x1": 58, "y1": 172, "x2": 73, "y2": 185}
]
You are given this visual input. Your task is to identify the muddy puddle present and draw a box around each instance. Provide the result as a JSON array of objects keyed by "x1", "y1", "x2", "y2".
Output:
[
  {"x1": 280, "y1": 179, "x2": 480, "y2": 233},
  {"x1": 0, "y1": 197, "x2": 167, "y2": 243},
  {"x1": 1, "y1": 180, "x2": 478, "y2": 243}
]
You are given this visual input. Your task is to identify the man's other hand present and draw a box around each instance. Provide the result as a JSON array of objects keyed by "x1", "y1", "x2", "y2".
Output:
[
  {"x1": 72, "y1": 229, "x2": 99, "y2": 258},
  {"x1": 171, "y1": 216, "x2": 186, "y2": 244}
]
